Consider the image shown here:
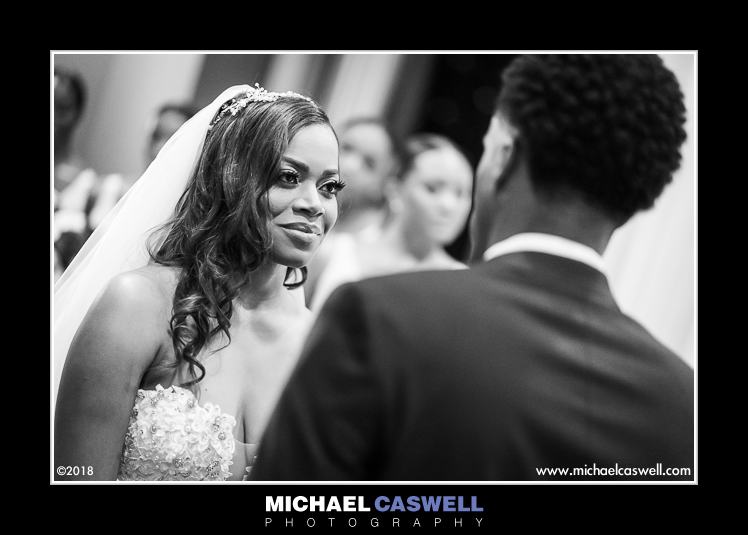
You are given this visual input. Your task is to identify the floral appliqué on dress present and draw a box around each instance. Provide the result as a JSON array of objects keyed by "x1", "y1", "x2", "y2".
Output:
[{"x1": 117, "y1": 384, "x2": 236, "y2": 481}]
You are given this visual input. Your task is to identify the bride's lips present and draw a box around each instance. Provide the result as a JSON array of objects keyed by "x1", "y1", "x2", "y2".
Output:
[
  {"x1": 279, "y1": 222, "x2": 322, "y2": 235},
  {"x1": 278, "y1": 222, "x2": 322, "y2": 244}
]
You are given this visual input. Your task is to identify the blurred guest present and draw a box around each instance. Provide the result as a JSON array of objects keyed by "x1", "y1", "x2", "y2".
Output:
[
  {"x1": 54, "y1": 67, "x2": 91, "y2": 203},
  {"x1": 305, "y1": 117, "x2": 402, "y2": 303},
  {"x1": 145, "y1": 102, "x2": 200, "y2": 165},
  {"x1": 89, "y1": 102, "x2": 199, "y2": 229},
  {"x1": 311, "y1": 133, "x2": 473, "y2": 310},
  {"x1": 54, "y1": 67, "x2": 98, "y2": 272},
  {"x1": 337, "y1": 117, "x2": 403, "y2": 233}
]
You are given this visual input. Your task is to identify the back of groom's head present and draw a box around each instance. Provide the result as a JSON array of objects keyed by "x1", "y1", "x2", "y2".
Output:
[
  {"x1": 494, "y1": 54, "x2": 687, "y2": 226},
  {"x1": 497, "y1": 54, "x2": 686, "y2": 225},
  {"x1": 471, "y1": 54, "x2": 686, "y2": 259}
]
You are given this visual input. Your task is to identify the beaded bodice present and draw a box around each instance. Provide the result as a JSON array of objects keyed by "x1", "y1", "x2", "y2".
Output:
[{"x1": 117, "y1": 384, "x2": 237, "y2": 481}]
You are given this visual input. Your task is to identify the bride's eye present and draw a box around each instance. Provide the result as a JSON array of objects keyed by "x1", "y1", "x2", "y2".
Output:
[
  {"x1": 278, "y1": 170, "x2": 300, "y2": 186},
  {"x1": 319, "y1": 180, "x2": 347, "y2": 197}
]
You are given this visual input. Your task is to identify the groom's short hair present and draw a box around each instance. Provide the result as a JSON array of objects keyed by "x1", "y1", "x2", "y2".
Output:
[{"x1": 497, "y1": 54, "x2": 687, "y2": 224}]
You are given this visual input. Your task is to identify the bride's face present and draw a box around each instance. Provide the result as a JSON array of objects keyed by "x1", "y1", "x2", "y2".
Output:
[{"x1": 268, "y1": 123, "x2": 342, "y2": 268}]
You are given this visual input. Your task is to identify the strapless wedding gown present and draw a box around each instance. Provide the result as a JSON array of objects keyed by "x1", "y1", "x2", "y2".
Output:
[{"x1": 117, "y1": 384, "x2": 255, "y2": 481}]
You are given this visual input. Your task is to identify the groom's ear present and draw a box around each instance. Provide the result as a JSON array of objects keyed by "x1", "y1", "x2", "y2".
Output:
[{"x1": 494, "y1": 133, "x2": 521, "y2": 195}]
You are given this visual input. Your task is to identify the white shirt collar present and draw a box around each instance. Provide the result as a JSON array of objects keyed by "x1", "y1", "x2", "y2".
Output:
[{"x1": 482, "y1": 232, "x2": 607, "y2": 275}]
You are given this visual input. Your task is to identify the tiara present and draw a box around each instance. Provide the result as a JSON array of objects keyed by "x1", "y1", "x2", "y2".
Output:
[{"x1": 208, "y1": 83, "x2": 314, "y2": 130}]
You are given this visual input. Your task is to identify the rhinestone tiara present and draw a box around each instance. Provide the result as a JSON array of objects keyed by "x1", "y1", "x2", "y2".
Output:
[{"x1": 208, "y1": 83, "x2": 314, "y2": 130}]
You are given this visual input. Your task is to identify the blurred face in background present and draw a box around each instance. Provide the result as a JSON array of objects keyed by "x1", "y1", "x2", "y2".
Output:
[
  {"x1": 147, "y1": 109, "x2": 192, "y2": 165},
  {"x1": 396, "y1": 147, "x2": 473, "y2": 247},
  {"x1": 54, "y1": 76, "x2": 81, "y2": 138},
  {"x1": 338, "y1": 122, "x2": 397, "y2": 208}
]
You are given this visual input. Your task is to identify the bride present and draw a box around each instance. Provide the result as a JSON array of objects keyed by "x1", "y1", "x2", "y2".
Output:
[{"x1": 53, "y1": 84, "x2": 344, "y2": 481}]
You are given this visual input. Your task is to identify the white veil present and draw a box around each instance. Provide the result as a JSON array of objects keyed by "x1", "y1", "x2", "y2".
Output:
[{"x1": 53, "y1": 84, "x2": 306, "y2": 401}]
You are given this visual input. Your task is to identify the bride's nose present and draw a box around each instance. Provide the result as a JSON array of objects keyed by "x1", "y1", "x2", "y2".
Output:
[{"x1": 292, "y1": 180, "x2": 324, "y2": 217}]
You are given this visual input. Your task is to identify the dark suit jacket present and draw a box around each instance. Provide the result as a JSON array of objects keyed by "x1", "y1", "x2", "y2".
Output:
[{"x1": 252, "y1": 252, "x2": 694, "y2": 481}]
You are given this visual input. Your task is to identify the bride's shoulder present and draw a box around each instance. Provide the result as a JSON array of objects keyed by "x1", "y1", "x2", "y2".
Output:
[
  {"x1": 131, "y1": 264, "x2": 180, "y2": 289},
  {"x1": 72, "y1": 266, "x2": 175, "y2": 377},
  {"x1": 101, "y1": 265, "x2": 178, "y2": 314}
]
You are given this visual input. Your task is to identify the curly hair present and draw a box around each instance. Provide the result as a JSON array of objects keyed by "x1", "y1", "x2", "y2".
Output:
[
  {"x1": 147, "y1": 94, "x2": 332, "y2": 388},
  {"x1": 497, "y1": 54, "x2": 687, "y2": 223}
]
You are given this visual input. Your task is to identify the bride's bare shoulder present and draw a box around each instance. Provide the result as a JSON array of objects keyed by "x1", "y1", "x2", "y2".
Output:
[
  {"x1": 131, "y1": 264, "x2": 180, "y2": 289},
  {"x1": 72, "y1": 265, "x2": 178, "y2": 376},
  {"x1": 101, "y1": 264, "x2": 179, "y2": 313}
]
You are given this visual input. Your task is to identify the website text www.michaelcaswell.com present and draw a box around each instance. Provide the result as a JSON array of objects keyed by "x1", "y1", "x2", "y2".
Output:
[{"x1": 535, "y1": 462, "x2": 692, "y2": 479}]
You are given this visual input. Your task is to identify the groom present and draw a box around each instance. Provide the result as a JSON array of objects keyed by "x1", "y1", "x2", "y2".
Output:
[{"x1": 251, "y1": 55, "x2": 694, "y2": 480}]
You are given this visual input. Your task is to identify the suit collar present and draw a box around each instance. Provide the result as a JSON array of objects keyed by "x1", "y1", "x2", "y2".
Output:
[
  {"x1": 483, "y1": 233, "x2": 607, "y2": 276},
  {"x1": 472, "y1": 250, "x2": 619, "y2": 311}
]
